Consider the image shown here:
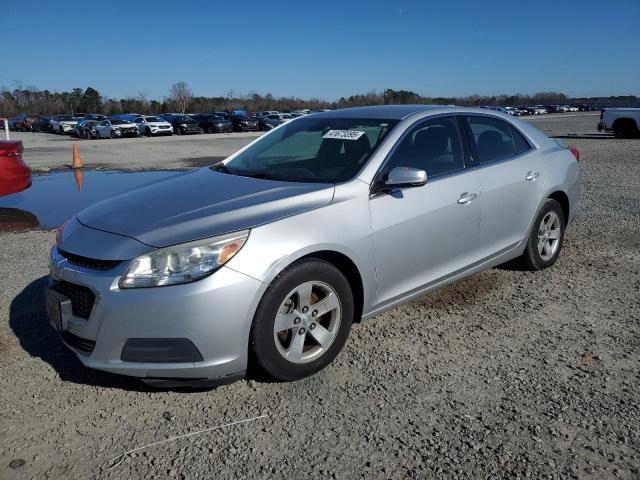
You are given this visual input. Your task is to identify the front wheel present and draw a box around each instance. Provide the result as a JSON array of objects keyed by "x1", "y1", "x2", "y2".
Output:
[
  {"x1": 145, "y1": 128, "x2": 152, "y2": 137},
  {"x1": 516, "y1": 198, "x2": 565, "y2": 271},
  {"x1": 250, "y1": 259, "x2": 354, "y2": 381}
]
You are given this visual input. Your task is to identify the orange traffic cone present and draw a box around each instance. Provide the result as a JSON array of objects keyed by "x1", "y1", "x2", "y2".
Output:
[{"x1": 71, "y1": 144, "x2": 83, "y2": 169}]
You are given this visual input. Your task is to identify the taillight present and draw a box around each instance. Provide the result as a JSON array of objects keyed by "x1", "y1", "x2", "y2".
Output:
[
  {"x1": 0, "y1": 140, "x2": 24, "y2": 157},
  {"x1": 569, "y1": 147, "x2": 580, "y2": 162}
]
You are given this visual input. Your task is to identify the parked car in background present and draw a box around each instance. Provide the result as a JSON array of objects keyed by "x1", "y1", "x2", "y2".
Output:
[
  {"x1": 13, "y1": 114, "x2": 37, "y2": 131},
  {"x1": 598, "y1": 108, "x2": 640, "y2": 138},
  {"x1": 95, "y1": 119, "x2": 139, "y2": 139},
  {"x1": 133, "y1": 116, "x2": 174, "y2": 136},
  {"x1": 259, "y1": 111, "x2": 281, "y2": 117},
  {"x1": 161, "y1": 114, "x2": 201, "y2": 135},
  {"x1": 259, "y1": 114, "x2": 285, "y2": 130},
  {"x1": 31, "y1": 117, "x2": 51, "y2": 132},
  {"x1": 190, "y1": 114, "x2": 233, "y2": 133},
  {"x1": 50, "y1": 115, "x2": 80, "y2": 135},
  {"x1": 75, "y1": 119, "x2": 100, "y2": 139},
  {"x1": 46, "y1": 105, "x2": 579, "y2": 386},
  {"x1": 0, "y1": 140, "x2": 31, "y2": 196},
  {"x1": 230, "y1": 114, "x2": 260, "y2": 132}
]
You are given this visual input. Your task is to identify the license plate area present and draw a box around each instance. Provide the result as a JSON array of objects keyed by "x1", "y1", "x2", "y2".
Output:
[{"x1": 45, "y1": 289, "x2": 72, "y2": 332}]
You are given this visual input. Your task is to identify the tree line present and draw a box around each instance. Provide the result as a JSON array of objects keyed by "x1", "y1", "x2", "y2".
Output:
[{"x1": 1, "y1": 82, "x2": 638, "y2": 117}]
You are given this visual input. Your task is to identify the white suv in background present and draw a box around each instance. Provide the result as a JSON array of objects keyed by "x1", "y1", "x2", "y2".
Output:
[{"x1": 133, "y1": 116, "x2": 174, "y2": 137}]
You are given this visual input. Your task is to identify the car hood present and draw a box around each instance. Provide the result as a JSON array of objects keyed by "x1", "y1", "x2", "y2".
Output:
[
  {"x1": 77, "y1": 168, "x2": 335, "y2": 248},
  {"x1": 147, "y1": 122, "x2": 171, "y2": 127}
]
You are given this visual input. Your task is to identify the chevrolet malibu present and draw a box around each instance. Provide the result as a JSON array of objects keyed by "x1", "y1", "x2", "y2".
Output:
[{"x1": 47, "y1": 106, "x2": 579, "y2": 387}]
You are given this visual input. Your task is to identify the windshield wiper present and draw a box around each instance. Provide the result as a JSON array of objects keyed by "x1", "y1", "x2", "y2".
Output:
[{"x1": 210, "y1": 162, "x2": 232, "y2": 174}]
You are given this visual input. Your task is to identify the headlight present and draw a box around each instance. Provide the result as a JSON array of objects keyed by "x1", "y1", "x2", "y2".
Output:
[
  {"x1": 119, "y1": 230, "x2": 249, "y2": 288},
  {"x1": 179, "y1": 123, "x2": 187, "y2": 127}
]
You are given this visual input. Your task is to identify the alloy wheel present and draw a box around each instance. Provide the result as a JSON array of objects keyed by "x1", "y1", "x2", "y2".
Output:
[
  {"x1": 537, "y1": 211, "x2": 561, "y2": 261},
  {"x1": 273, "y1": 281, "x2": 341, "y2": 364}
]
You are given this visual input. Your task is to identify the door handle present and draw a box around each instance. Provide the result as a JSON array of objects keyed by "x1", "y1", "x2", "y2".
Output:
[
  {"x1": 457, "y1": 192, "x2": 477, "y2": 204},
  {"x1": 525, "y1": 171, "x2": 540, "y2": 181}
]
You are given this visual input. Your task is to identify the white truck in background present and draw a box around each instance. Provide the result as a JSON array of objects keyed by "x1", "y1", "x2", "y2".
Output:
[{"x1": 598, "y1": 108, "x2": 640, "y2": 138}]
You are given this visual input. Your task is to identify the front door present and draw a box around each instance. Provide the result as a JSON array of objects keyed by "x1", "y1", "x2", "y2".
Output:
[{"x1": 369, "y1": 116, "x2": 481, "y2": 305}]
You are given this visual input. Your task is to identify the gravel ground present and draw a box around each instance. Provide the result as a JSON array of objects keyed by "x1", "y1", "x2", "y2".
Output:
[{"x1": 1, "y1": 112, "x2": 639, "y2": 479}]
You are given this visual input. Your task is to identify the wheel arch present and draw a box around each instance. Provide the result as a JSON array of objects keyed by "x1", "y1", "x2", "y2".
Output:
[
  {"x1": 265, "y1": 249, "x2": 365, "y2": 324},
  {"x1": 612, "y1": 117, "x2": 638, "y2": 131},
  {"x1": 547, "y1": 190, "x2": 570, "y2": 224}
]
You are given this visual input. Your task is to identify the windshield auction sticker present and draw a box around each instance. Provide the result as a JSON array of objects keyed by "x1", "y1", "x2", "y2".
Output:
[{"x1": 323, "y1": 130, "x2": 366, "y2": 140}]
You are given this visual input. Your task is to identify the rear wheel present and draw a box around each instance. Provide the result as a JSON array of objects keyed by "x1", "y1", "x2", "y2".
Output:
[
  {"x1": 250, "y1": 259, "x2": 354, "y2": 381},
  {"x1": 516, "y1": 198, "x2": 565, "y2": 271},
  {"x1": 613, "y1": 119, "x2": 639, "y2": 139}
]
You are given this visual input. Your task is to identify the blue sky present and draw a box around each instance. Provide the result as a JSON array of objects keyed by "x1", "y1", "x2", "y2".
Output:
[{"x1": 1, "y1": 0, "x2": 639, "y2": 101}]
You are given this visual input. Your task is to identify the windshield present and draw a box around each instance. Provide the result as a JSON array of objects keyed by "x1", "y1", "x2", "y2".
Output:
[
  {"x1": 111, "y1": 120, "x2": 131, "y2": 125},
  {"x1": 222, "y1": 117, "x2": 398, "y2": 183},
  {"x1": 145, "y1": 116, "x2": 164, "y2": 122}
]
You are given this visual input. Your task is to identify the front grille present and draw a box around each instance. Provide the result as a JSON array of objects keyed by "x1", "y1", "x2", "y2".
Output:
[
  {"x1": 62, "y1": 331, "x2": 95, "y2": 355},
  {"x1": 51, "y1": 280, "x2": 95, "y2": 319},
  {"x1": 59, "y1": 249, "x2": 121, "y2": 271}
]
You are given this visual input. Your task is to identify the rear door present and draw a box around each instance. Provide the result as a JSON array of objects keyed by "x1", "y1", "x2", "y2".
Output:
[
  {"x1": 462, "y1": 115, "x2": 546, "y2": 259},
  {"x1": 369, "y1": 115, "x2": 481, "y2": 305}
]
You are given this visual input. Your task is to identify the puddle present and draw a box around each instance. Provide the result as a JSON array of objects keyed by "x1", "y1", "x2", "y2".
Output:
[{"x1": 0, "y1": 169, "x2": 181, "y2": 231}]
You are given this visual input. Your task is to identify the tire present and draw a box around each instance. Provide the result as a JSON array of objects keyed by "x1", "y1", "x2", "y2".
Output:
[
  {"x1": 613, "y1": 119, "x2": 639, "y2": 139},
  {"x1": 85, "y1": 131, "x2": 91, "y2": 140},
  {"x1": 250, "y1": 259, "x2": 354, "y2": 381},
  {"x1": 516, "y1": 198, "x2": 565, "y2": 271},
  {"x1": 175, "y1": 127, "x2": 182, "y2": 135},
  {"x1": 58, "y1": 127, "x2": 64, "y2": 135},
  {"x1": 110, "y1": 130, "x2": 117, "y2": 139},
  {"x1": 145, "y1": 128, "x2": 152, "y2": 137}
]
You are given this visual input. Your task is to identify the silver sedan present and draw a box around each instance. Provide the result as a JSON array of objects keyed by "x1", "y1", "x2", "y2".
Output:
[{"x1": 47, "y1": 106, "x2": 579, "y2": 387}]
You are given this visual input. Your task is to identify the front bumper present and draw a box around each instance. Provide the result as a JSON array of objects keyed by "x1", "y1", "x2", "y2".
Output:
[
  {"x1": 150, "y1": 126, "x2": 173, "y2": 135},
  {"x1": 115, "y1": 128, "x2": 139, "y2": 137},
  {"x1": 61, "y1": 124, "x2": 77, "y2": 134},
  {"x1": 48, "y1": 245, "x2": 265, "y2": 382},
  {"x1": 213, "y1": 124, "x2": 234, "y2": 133}
]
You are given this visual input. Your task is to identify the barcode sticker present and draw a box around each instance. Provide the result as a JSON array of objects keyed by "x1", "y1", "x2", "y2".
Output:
[{"x1": 323, "y1": 130, "x2": 366, "y2": 141}]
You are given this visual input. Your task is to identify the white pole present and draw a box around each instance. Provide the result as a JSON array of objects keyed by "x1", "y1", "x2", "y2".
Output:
[{"x1": 2, "y1": 119, "x2": 8, "y2": 140}]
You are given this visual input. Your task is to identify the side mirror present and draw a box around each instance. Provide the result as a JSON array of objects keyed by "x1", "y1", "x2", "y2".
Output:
[{"x1": 385, "y1": 167, "x2": 427, "y2": 189}]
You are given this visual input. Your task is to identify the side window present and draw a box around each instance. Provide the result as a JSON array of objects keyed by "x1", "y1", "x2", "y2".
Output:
[
  {"x1": 511, "y1": 126, "x2": 532, "y2": 154},
  {"x1": 98, "y1": 121, "x2": 107, "y2": 126},
  {"x1": 383, "y1": 116, "x2": 465, "y2": 178},
  {"x1": 466, "y1": 116, "x2": 516, "y2": 164}
]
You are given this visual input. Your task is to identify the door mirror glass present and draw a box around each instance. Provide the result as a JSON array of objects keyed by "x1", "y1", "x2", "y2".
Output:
[{"x1": 385, "y1": 167, "x2": 427, "y2": 188}]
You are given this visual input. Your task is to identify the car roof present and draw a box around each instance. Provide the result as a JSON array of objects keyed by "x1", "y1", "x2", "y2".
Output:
[{"x1": 309, "y1": 105, "x2": 448, "y2": 120}]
